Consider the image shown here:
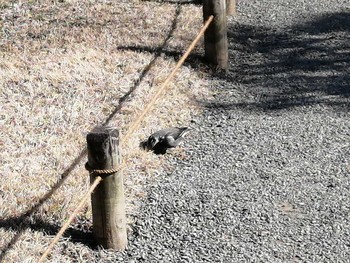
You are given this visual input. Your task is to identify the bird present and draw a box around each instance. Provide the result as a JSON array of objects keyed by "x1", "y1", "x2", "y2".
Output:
[{"x1": 142, "y1": 127, "x2": 192, "y2": 154}]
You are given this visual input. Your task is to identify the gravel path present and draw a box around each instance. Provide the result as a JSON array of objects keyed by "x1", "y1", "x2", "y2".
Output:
[{"x1": 115, "y1": 0, "x2": 350, "y2": 262}]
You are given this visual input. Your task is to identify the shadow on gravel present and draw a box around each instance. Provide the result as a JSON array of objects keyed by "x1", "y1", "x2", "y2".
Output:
[{"x1": 206, "y1": 11, "x2": 350, "y2": 111}]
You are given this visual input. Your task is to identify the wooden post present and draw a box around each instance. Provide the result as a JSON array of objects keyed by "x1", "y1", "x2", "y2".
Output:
[
  {"x1": 226, "y1": 0, "x2": 236, "y2": 16},
  {"x1": 203, "y1": 0, "x2": 229, "y2": 70},
  {"x1": 86, "y1": 126, "x2": 127, "y2": 250}
]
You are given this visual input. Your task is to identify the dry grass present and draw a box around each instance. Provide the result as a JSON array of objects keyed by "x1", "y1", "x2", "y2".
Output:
[{"x1": 0, "y1": 0, "x2": 213, "y2": 262}]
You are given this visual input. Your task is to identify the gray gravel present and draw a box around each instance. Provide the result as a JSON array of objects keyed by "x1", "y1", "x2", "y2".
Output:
[{"x1": 102, "y1": 0, "x2": 350, "y2": 262}]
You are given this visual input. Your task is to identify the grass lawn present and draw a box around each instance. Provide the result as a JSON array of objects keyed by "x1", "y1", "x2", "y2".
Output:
[{"x1": 0, "y1": 0, "x2": 211, "y2": 261}]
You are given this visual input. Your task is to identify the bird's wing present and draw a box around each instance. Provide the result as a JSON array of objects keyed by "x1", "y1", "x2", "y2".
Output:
[{"x1": 151, "y1": 127, "x2": 191, "y2": 140}]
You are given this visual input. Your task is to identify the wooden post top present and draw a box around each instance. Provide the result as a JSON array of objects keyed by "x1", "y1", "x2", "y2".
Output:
[
  {"x1": 86, "y1": 126, "x2": 120, "y2": 171},
  {"x1": 87, "y1": 126, "x2": 119, "y2": 139}
]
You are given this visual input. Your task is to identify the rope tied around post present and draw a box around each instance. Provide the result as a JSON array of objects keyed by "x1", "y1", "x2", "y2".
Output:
[{"x1": 85, "y1": 161, "x2": 126, "y2": 175}]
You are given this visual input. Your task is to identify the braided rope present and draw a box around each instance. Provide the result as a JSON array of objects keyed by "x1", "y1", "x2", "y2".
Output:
[{"x1": 85, "y1": 161, "x2": 126, "y2": 175}]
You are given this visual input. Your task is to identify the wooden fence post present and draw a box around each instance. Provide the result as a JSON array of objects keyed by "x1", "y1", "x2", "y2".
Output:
[
  {"x1": 226, "y1": 0, "x2": 236, "y2": 16},
  {"x1": 86, "y1": 126, "x2": 127, "y2": 250},
  {"x1": 203, "y1": 0, "x2": 228, "y2": 70}
]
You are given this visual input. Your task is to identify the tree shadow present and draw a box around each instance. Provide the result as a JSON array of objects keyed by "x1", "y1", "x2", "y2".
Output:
[
  {"x1": 0, "y1": 4, "x2": 183, "y2": 260},
  {"x1": 203, "y1": 11, "x2": 350, "y2": 112}
]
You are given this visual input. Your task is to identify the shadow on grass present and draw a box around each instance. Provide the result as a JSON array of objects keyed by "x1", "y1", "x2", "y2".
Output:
[
  {"x1": 103, "y1": 5, "x2": 184, "y2": 125},
  {"x1": 203, "y1": 11, "x2": 350, "y2": 112},
  {"x1": 116, "y1": 45, "x2": 207, "y2": 70},
  {"x1": 0, "y1": 149, "x2": 88, "y2": 261},
  {"x1": 0, "y1": 4, "x2": 183, "y2": 260},
  {"x1": 0, "y1": 214, "x2": 95, "y2": 249}
]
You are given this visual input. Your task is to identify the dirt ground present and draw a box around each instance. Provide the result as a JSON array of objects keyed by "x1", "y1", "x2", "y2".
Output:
[{"x1": 0, "y1": 0, "x2": 212, "y2": 261}]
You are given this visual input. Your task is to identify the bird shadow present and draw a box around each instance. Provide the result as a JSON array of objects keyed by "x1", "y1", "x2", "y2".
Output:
[{"x1": 139, "y1": 140, "x2": 169, "y2": 155}]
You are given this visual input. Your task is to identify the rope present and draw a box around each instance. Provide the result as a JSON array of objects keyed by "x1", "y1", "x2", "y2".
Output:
[
  {"x1": 38, "y1": 15, "x2": 214, "y2": 262},
  {"x1": 38, "y1": 176, "x2": 102, "y2": 263},
  {"x1": 85, "y1": 161, "x2": 126, "y2": 175},
  {"x1": 121, "y1": 15, "x2": 214, "y2": 145}
]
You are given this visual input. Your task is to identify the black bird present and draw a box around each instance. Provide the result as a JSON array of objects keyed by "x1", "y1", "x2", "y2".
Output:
[{"x1": 142, "y1": 127, "x2": 191, "y2": 154}]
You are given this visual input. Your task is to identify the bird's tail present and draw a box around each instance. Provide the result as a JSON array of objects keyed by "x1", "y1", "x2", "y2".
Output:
[{"x1": 179, "y1": 127, "x2": 192, "y2": 138}]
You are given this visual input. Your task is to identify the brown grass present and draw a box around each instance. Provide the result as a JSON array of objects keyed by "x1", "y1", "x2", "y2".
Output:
[{"x1": 0, "y1": 0, "x2": 213, "y2": 261}]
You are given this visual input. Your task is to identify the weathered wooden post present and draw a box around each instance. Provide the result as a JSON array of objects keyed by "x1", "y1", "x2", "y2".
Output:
[
  {"x1": 226, "y1": 0, "x2": 236, "y2": 16},
  {"x1": 203, "y1": 0, "x2": 229, "y2": 70},
  {"x1": 86, "y1": 126, "x2": 127, "y2": 250}
]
